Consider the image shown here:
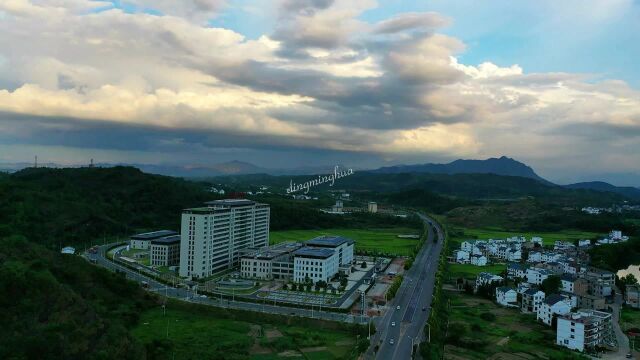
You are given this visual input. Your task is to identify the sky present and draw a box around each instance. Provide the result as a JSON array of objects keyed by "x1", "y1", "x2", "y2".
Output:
[{"x1": 0, "y1": 0, "x2": 639, "y2": 185}]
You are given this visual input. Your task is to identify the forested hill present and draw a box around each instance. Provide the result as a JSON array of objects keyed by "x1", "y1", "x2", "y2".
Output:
[{"x1": 0, "y1": 166, "x2": 214, "y2": 249}]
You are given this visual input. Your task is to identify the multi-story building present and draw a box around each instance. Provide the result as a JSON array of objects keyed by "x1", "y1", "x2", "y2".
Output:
[
  {"x1": 625, "y1": 284, "x2": 640, "y2": 309},
  {"x1": 130, "y1": 230, "x2": 178, "y2": 250},
  {"x1": 150, "y1": 235, "x2": 181, "y2": 266},
  {"x1": 240, "y1": 242, "x2": 302, "y2": 280},
  {"x1": 304, "y1": 236, "x2": 354, "y2": 266},
  {"x1": 537, "y1": 294, "x2": 571, "y2": 326},
  {"x1": 179, "y1": 199, "x2": 270, "y2": 279},
  {"x1": 521, "y1": 288, "x2": 545, "y2": 313},
  {"x1": 556, "y1": 310, "x2": 614, "y2": 352},
  {"x1": 578, "y1": 294, "x2": 606, "y2": 311},
  {"x1": 560, "y1": 274, "x2": 588, "y2": 295},
  {"x1": 496, "y1": 287, "x2": 518, "y2": 308},
  {"x1": 293, "y1": 247, "x2": 339, "y2": 283},
  {"x1": 583, "y1": 268, "x2": 615, "y2": 297},
  {"x1": 507, "y1": 263, "x2": 529, "y2": 280},
  {"x1": 526, "y1": 268, "x2": 555, "y2": 285},
  {"x1": 475, "y1": 272, "x2": 503, "y2": 290}
]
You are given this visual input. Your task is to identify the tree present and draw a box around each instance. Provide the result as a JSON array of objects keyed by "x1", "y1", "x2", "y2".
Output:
[
  {"x1": 541, "y1": 275, "x2": 561, "y2": 294},
  {"x1": 340, "y1": 276, "x2": 348, "y2": 288},
  {"x1": 361, "y1": 261, "x2": 367, "y2": 269}
]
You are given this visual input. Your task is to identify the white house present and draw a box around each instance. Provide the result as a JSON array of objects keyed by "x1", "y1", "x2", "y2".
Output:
[
  {"x1": 554, "y1": 241, "x2": 575, "y2": 251},
  {"x1": 507, "y1": 263, "x2": 529, "y2": 280},
  {"x1": 496, "y1": 287, "x2": 518, "y2": 308},
  {"x1": 506, "y1": 249, "x2": 522, "y2": 262},
  {"x1": 522, "y1": 288, "x2": 545, "y2": 313},
  {"x1": 470, "y1": 254, "x2": 488, "y2": 266},
  {"x1": 461, "y1": 241, "x2": 474, "y2": 252},
  {"x1": 578, "y1": 239, "x2": 591, "y2": 247},
  {"x1": 476, "y1": 272, "x2": 503, "y2": 289},
  {"x1": 541, "y1": 251, "x2": 563, "y2": 263},
  {"x1": 527, "y1": 251, "x2": 542, "y2": 263},
  {"x1": 557, "y1": 310, "x2": 614, "y2": 352},
  {"x1": 537, "y1": 294, "x2": 572, "y2": 326},
  {"x1": 531, "y1": 237, "x2": 543, "y2": 246},
  {"x1": 526, "y1": 268, "x2": 555, "y2": 285},
  {"x1": 454, "y1": 250, "x2": 470, "y2": 264}
]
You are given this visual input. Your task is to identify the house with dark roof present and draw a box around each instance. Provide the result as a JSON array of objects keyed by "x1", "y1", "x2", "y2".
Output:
[
  {"x1": 521, "y1": 288, "x2": 545, "y2": 313},
  {"x1": 496, "y1": 287, "x2": 518, "y2": 307},
  {"x1": 537, "y1": 294, "x2": 571, "y2": 326}
]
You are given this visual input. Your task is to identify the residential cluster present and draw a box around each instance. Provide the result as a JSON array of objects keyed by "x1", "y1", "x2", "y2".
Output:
[{"x1": 459, "y1": 231, "x2": 633, "y2": 353}]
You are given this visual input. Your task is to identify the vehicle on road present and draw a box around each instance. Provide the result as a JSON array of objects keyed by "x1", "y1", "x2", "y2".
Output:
[
  {"x1": 389, "y1": 338, "x2": 394, "y2": 345},
  {"x1": 422, "y1": 306, "x2": 427, "y2": 311},
  {"x1": 141, "y1": 281, "x2": 149, "y2": 288},
  {"x1": 391, "y1": 322, "x2": 396, "y2": 327},
  {"x1": 200, "y1": 295, "x2": 207, "y2": 298},
  {"x1": 626, "y1": 353, "x2": 632, "y2": 359},
  {"x1": 396, "y1": 305, "x2": 400, "y2": 310}
]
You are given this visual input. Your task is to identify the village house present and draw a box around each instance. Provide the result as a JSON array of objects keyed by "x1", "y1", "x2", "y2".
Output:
[
  {"x1": 496, "y1": 287, "x2": 518, "y2": 308},
  {"x1": 470, "y1": 254, "x2": 488, "y2": 266},
  {"x1": 522, "y1": 288, "x2": 545, "y2": 313},
  {"x1": 537, "y1": 294, "x2": 572, "y2": 326},
  {"x1": 578, "y1": 294, "x2": 607, "y2": 311},
  {"x1": 526, "y1": 267, "x2": 555, "y2": 285},
  {"x1": 583, "y1": 268, "x2": 615, "y2": 297},
  {"x1": 476, "y1": 272, "x2": 503, "y2": 290},
  {"x1": 453, "y1": 249, "x2": 470, "y2": 264},
  {"x1": 625, "y1": 284, "x2": 640, "y2": 309},
  {"x1": 556, "y1": 310, "x2": 615, "y2": 352},
  {"x1": 560, "y1": 274, "x2": 588, "y2": 295},
  {"x1": 507, "y1": 263, "x2": 529, "y2": 280}
]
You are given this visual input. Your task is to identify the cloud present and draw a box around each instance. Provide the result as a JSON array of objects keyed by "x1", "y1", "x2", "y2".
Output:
[
  {"x1": 0, "y1": 0, "x2": 639, "y2": 181},
  {"x1": 373, "y1": 12, "x2": 450, "y2": 34}
]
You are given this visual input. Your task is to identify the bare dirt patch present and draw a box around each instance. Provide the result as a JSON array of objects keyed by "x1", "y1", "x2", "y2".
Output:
[
  {"x1": 278, "y1": 350, "x2": 303, "y2": 357},
  {"x1": 266, "y1": 329, "x2": 283, "y2": 339},
  {"x1": 300, "y1": 346, "x2": 327, "y2": 352}
]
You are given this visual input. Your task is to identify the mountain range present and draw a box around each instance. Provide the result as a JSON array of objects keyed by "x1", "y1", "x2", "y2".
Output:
[{"x1": 2, "y1": 157, "x2": 638, "y2": 200}]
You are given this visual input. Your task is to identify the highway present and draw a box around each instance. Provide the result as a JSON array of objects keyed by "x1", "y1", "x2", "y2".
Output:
[{"x1": 367, "y1": 213, "x2": 445, "y2": 360}]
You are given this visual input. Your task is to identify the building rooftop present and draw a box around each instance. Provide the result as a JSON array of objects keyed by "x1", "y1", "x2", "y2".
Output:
[
  {"x1": 151, "y1": 235, "x2": 181, "y2": 245},
  {"x1": 544, "y1": 294, "x2": 565, "y2": 305},
  {"x1": 131, "y1": 230, "x2": 178, "y2": 240},
  {"x1": 205, "y1": 199, "x2": 256, "y2": 207},
  {"x1": 306, "y1": 235, "x2": 354, "y2": 248},
  {"x1": 524, "y1": 288, "x2": 544, "y2": 296},
  {"x1": 294, "y1": 247, "x2": 335, "y2": 259}
]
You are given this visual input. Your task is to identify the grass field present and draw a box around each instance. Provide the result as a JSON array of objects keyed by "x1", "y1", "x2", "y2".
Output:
[
  {"x1": 447, "y1": 263, "x2": 505, "y2": 280},
  {"x1": 132, "y1": 306, "x2": 357, "y2": 360},
  {"x1": 270, "y1": 227, "x2": 422, "y2": 256},
  {"x1": 443, "y1": 291, "x2": 587, "y2": 359},
  {"x1": 449, "y1": 226, "x2": 600, "y2": 247},
  {"x1": 621, "y1": 307, "x2": 640, "y2": 351}
]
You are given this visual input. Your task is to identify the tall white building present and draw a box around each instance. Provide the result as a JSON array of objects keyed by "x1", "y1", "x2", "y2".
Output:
[
  {"x1": 556, "y1": 310, "x2": 614, "y2": 352},
  {"x1": 293, "y1": 247, "x2": 339, "y2": 283},
  {"x1": 179, "y1": 199, "x2": 270, "y2": 279}
]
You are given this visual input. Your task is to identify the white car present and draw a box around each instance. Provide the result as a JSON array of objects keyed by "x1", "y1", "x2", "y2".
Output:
[
  {"x1": 396, "y1": 305, "x2": 400, "y2": 310},
  {"x1": 391, "y1": 322, "x2": 396, "y2": 327},
  {"x1": 389, "y1": 338, "x2": 394, "y2": 345}
]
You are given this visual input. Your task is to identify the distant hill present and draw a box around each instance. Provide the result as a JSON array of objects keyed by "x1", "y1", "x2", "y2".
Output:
[
  {"x1": 564, "y1": 181, "x2": 640, "y2": 200},
  {"x1": 371, "y1": 156, "x2": 549, "y2": 183}
]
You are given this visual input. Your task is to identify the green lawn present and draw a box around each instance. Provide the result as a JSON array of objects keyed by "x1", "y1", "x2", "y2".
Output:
[
  {"x1": 621, "y1": 307, "x2": 640, "y2": 351},
  {"x1": 444, "y1": 291, "x2": 587, "y2": 359},
  {"x1": 132, "y1": 305, "x2": 357, "y2": 360},
  {"x1": 448, "y1": 263, "x2": 505, "y2": 279},
  {"x1": 270, "y1": 227, "x2": 422, "y2": 256},
  {"x1": 449, "y1": 226, "x2": 600, "y2": 247}
]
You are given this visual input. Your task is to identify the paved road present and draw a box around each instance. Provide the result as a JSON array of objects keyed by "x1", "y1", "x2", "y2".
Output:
[
  {"x1": 367, "y1": 213, "x2": 445, "y2": 360},
  {"x1": 89, "y1": 244, "x2": 369, "y2": 324}
]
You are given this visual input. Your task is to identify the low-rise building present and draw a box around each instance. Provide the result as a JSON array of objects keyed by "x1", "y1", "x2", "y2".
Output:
[
  {"x1": 527, "y1": 267, "x2": 554, "y2": 285},
  {"x1": 522, "y1": 288, "x2": 545, "y2": 313},
  {"x1": 625, "y1": 284, "x2": 640, "y2": 309},
  {"x1": 583, "y1": 268, "x2": 615, "y2": 297},
  {"x1": 537, "y1": 294, "x2": 571, "y2": 326},
  {"x1": 496, "y1": 287, "x2": 518, "y2": 308},
  {"x1": 507, "y1": 263, "x2": 529, "y2": 280},
  {"x1": 476, "y1": 272, "x2": 503, "y2": 290},
  {"x1": 556, "y1": 309, "x2": 614, "y2": 352},
  {"x1": 560, "y1": 274, "x2": 588, "y2": 296},
  {"x1": 293, "y1": 247, "x2": 339, "y2": 283},
  {"x1": 130, "y1": 230, "x2": 178, "y2": 250},
  {"x1": 305, "y1": 236, "x2": 354, "y2": 266},
  {"x1": 470, "y1": 254, "x2": 488, "y2": 266},
  {"x1": 578, "y1": 294, "x2": 607, "y2": 311},
  {"x1": 240, "y1": 242, "x2": 303, "y2": 280},
  {"x1": 150, "y1": 235, "x2": 181, "y2": 266},
  {"x1": 454, "y1": 250, "x2": 470, "y2": 263}
]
